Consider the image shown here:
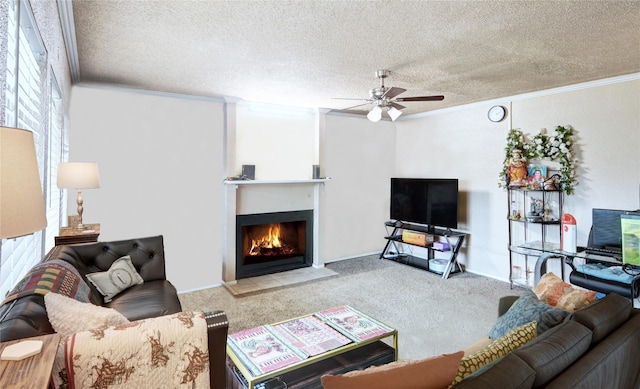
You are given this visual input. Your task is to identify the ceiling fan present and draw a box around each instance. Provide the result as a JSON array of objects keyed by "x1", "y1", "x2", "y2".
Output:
[{"x1": 335, "y1": 69, "x2": 444, "y2": 122}]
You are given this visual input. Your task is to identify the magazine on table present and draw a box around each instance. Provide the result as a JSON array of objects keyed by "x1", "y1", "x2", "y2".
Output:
[
  {"x1": 227, "y1": 325, "x2": 306, "y2": 376},
  {"x1": 228, "y1": 306, "x2": 393, "y2": 377},
  {"x1": 314, "y1": 305, "x2": 394, "y2": 342},
  {"x1": 270, "y1": 315, "x2": 352, "y2": 357}
]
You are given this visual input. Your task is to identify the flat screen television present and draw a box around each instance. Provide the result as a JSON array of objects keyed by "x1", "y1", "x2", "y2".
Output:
[{"x1": 390, "y1": 178, "x2": 458, "y2": 229}]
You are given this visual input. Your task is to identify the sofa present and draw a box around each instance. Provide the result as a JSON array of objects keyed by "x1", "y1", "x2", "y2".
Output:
[
  {"x1": 0, "y1": 235, "x2": 228, "y2": 389},
  {"x1": 321, "y1": 283, "x2": 640, "y2": 389},
  {"x1": 453, "y1": 292, "x2": 640, "y2": 388}
]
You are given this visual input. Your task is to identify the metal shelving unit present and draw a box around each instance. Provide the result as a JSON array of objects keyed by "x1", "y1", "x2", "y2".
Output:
[{"x1": 507, "y1": 188, "x2": 563, "y2": 288}]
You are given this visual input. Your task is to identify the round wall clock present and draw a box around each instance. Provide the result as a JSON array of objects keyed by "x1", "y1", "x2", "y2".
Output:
[{"x1": 488, "y1": 105, "x2": 506, "y2": 122}]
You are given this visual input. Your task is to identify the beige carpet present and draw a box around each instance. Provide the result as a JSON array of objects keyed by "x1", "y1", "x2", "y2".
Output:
[{"x1": 179, "y1": 255, "x2": 526, "y2": 360}]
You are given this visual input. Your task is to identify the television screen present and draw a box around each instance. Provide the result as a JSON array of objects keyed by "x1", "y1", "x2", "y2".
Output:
[
  {"x1": 390, "y1": 178, "x2": 458, "y2": 229},
  {"x1": 590, "y1": 208, "x2": 627, "y2": 250},
  {"x1": 591, "y1": 208, "x2": 640, "y2": 251}
]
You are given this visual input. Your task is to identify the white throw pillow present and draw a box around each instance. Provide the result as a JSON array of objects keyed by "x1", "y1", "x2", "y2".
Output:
[
  {"x1": 86, "y1": 256, "x2": 144, "y2": 302},
  {"x1": 44, "y1": 292, "x2": 129, "y2": 337}
]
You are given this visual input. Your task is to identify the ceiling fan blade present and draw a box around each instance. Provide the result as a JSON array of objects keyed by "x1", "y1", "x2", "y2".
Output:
[
  {"x1": 396, "y1": 95, "x2": 445, "y2": 102},
  {"x1": 332, "y1": 97, "x2": 370, "y2": 101},
  {"x1": 388, "y1": 102, "x2": 406, "y2": 110},
  {"x1": 382, "y1": 87, "x2": 406, "y2": 99},
  {"x1": 340, "y1": 102, "x2": 373, "y2": 111}
]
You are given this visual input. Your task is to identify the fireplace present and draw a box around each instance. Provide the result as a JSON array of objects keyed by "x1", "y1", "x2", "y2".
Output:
[{"x1": 236, "y1": 210, "x2": 313, "y2": 279}]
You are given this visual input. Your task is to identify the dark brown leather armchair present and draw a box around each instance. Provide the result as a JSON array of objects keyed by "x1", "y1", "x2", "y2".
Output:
[{"x1": 0, "y1": 235, "x2": 228, "y2": 389}]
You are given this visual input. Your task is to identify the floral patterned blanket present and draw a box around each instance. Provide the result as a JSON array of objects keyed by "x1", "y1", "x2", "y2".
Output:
[{"x1": 52, "y1": 311, "x2": 210, "y2": 389}]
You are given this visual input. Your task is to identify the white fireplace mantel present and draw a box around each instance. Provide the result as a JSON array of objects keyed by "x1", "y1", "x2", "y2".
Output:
[
  {"x1": 223, "y1": 178, "x2": 332, "y2": 186},
  {"x1": 222, "y1": 179, "x2": 330, "y2": 282}
]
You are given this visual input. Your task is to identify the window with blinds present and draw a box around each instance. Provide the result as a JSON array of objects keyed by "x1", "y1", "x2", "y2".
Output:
[
  {"x1": 0, "y1": 0, "x2": 67, "y2": 298},
  {"x1": 45, "y1": 75, "x2": 67, "y2": 250}
]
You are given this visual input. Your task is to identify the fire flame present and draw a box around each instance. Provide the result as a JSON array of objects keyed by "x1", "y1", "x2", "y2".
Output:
[{"x1": 249, "y1": 224, "x2": 282, "y2": 255}]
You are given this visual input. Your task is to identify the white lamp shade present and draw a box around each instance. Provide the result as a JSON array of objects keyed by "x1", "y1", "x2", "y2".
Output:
[
  {"x1": 57, "y1": 162, "x2": 100, "y2": 189},
  {"x1": 0, "y1": 126, "x2": 48, "y2": 239},
  {"x1": 367, "y1": 106, "x2": 382, "y2": 122},
  {"x1": 388, "y1": 107, "x2": 403, "y2": 121}
]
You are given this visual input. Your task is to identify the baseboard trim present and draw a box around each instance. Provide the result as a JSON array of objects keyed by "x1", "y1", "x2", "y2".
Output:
[
  {"x1": 178, "y1": 283, "x2": 223, "y2": 295},
  {"x1": 324, "y1": 251, "x2": 381, "y2": 264}
]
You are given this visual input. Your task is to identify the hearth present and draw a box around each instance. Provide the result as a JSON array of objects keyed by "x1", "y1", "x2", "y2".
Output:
[{"x1": 236, "y1": 210, "x2": 313, "y2": 279}]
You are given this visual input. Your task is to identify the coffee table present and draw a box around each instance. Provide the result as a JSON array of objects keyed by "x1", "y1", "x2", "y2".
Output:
[{"x1": 226, "y1": 306, "x2": 398, "y2": 389}]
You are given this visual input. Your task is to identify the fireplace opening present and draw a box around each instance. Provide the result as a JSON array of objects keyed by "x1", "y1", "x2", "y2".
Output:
[
  {"x1": 242, "y1": 221, "x2": 306, "y2": 263},
  {"x1": 236, "y1": 210, "x2": 313, "y2": 279}
]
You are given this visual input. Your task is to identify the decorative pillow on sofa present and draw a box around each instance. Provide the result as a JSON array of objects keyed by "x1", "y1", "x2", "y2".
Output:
[
  {"x1": 488, "y1": 289, "x2": 569, "y2": 340},
  {"x1": 86, "y1": 256, "x2": 144, "y2": 302},
  {"x1": 44, "y1": 292, "x2": 129, "y2": 337},
  {"x1": 451, "y1": 321, "x2": 537, "y2": 385},
  {"x1": 320, "y1": 351, "x2": 464, "y2": 389},
  {"x1": 451, "y1": 353, "x2": 535, "y2": 388},
  {"x1": 534, "y1": 272, "x2": 597, "y2": 312},
  {"x1": 46, "y1": 292, "x2": 130, "y2": 389},
  {"x1": 461, "y1": 336, "x2": 493, "y2": 357}
]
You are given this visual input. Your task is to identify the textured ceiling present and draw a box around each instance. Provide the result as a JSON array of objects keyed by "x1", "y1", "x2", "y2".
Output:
[{"x1": 69, "y1": 0, "x2": 640, "y2": 116}]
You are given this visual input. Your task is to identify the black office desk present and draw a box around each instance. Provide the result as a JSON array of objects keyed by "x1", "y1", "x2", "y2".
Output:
[{"x1": 527, "y1": 244, "x2": 640, "y2": 300}]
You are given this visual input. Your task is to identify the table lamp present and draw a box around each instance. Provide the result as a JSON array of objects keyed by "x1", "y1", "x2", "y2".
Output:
[
  {"x1": 57, "y1": 162, "x2": 100, "y2": 230},
  {"x1": 0, "y1": 126, "x2": 48, "y2": 360},
  {"x1": 0, "y1": 126, "x2": 47, "y2": 239}
]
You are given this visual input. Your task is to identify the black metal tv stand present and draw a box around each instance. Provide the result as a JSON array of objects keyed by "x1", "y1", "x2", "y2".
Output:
[{"x1": 380, "y1": 221, "x2": 467, "y2": 279}]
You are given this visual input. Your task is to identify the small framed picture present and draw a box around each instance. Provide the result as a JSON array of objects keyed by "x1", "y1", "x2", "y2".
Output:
[{"x1": 527, "y1": 165, "x2": 547, "y2": 190}]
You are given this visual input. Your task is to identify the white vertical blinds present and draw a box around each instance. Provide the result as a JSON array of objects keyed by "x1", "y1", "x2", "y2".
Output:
[
  {"x1": 0, "y1": 0, "x2": 66, "y2": 298},
  {"x1": 45, "y1": 76, "x2": 65, "y2": 250}
]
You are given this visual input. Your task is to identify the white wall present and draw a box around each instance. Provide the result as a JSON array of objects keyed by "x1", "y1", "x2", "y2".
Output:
[
  {"x1": 68, "y1": 87, "x2": 395, "y2": 290},
  {"x1": 395, "y1": 77, "x2": 640, "y2": 281},
  {"x1": 68, "y1": 76, "x2": 639, "y2": 291},
  {"x1": 235, "y1": 103, "x2": 316, "y2": 180},
  {"x1": 396, "y1": 104, "x2": 506, "y2": 276},
  {"x1": 321, "y1": 115, "x2": 396, "y2": 260},
  {"x1": 69, "y1": 86, "x2": 225, "y2": 292}
]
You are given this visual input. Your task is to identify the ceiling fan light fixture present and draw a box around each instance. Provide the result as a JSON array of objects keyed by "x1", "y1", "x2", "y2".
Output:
[
  {"x1": 333, "y1": 69, "x2": 445, "y2": 120},
  {"x1": 367, "y1": 106, "x2": 382, "y2": 122},
  {"x1": 387, "y1": 106, "x2": 403, "y2": 121}
]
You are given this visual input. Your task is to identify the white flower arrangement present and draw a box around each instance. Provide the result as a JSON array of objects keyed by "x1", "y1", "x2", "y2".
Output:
[
  {"x1": 531, "y1": 130, "x2": 550, "y2": 159},
  {"x1": 499, "y1": 125, "x2": 577, "y2": 194}
]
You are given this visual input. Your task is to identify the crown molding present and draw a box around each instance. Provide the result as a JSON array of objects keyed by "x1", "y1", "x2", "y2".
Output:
[
  {"x1": 74, "y1": 82, "x2": 227, "y2": 103},
  {"x1": 404, "y1": 72, "x2": 640, "y2": 120}
]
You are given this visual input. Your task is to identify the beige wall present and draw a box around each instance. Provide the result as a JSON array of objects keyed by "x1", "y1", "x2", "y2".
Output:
[{"x1": 69, "y1": 75, "x2": 639, "y2": 291}]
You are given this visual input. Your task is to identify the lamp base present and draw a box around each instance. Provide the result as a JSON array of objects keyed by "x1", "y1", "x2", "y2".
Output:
[{"x1": 74, "y1": 223, "x2": 88, "y2": 230}]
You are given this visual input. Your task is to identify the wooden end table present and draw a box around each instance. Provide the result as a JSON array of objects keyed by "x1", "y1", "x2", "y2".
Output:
[
  {"x1": 55, "y1": 223, "x2": 100, "y2": 245},
  {"x1": 0, "y1": 333, "x2": 61, "y2": 389}
]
